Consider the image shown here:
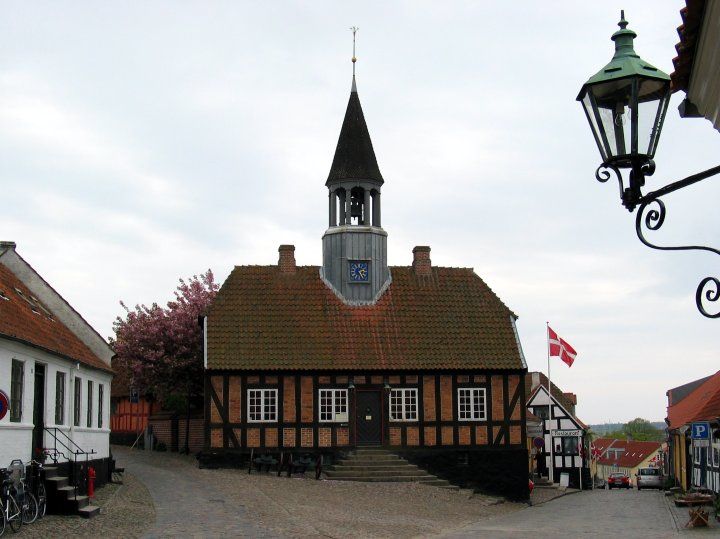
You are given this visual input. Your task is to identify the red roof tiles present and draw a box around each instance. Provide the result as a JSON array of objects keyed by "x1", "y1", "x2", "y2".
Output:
[
  {"x1": 207, "y1": 265, "x2": 524, "y2": 371},
  {"x1": 667, "y1": 370, "x2": 720, "y2": 429},
  {"x1": 596, "y1": 440, "x2": 661, "y2": 468},
  {"x1": 0, "y1": 263, "x2": 109, "y2": 372}
]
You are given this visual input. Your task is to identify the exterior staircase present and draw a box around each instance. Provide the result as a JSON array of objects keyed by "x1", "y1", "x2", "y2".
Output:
[
  {"x1": 43, "y1": 466, "x2": 100, "y2": 518},
  {"x1": 324, "y1": 447, "x2": 457, "y2": 489}
]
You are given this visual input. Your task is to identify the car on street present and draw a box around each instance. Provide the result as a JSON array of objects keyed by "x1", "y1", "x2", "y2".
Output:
[
  {"x1": 636, "y1": 467, "x2": 663, "y2": 490},
  {"x1": 607, "y1": 472, "x2": 631, "y2": 489}
]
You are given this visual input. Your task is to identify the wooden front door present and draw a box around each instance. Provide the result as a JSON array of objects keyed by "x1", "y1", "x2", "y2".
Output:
[{"x1": 355, "y1": 390, "x2": 382, "y2": 445}]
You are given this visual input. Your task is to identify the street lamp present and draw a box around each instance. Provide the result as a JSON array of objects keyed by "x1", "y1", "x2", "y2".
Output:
[{"x1": 578, "y1": 11, "x2": 720, "y2": 318}]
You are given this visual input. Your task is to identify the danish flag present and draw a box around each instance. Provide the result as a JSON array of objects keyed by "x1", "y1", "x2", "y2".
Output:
[{"x1": 548, "y1": 326, "x2": 577, "y2": 367}]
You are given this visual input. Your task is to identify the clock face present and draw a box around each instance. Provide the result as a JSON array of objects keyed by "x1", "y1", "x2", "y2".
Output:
[{"x1": 349, "y1": 261, "x2": 369, "y2": 282}]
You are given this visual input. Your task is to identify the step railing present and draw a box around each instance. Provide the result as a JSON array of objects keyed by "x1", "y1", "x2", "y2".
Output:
[{"x1": 43, "y1": 427, "x2": 96, "y2": 501}]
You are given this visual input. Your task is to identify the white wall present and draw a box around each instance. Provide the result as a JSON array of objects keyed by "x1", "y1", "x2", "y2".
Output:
[{"x1": 0, "y1": 339, "x2": 112, "y2": 466}]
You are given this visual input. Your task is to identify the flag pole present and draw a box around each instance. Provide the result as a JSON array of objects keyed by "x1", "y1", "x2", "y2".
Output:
[{"x1": 547, "y1": 321, "x2": 554, "y2": 484}]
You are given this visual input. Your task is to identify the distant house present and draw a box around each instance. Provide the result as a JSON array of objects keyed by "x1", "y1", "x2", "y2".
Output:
[
  {"x1": 666, "y1": 370, "x2": 720, "y2": 493},
  {"x1": 0, "y1": 241, "x2": 114, "y2": 472},
  {"x1": 593, "y1": 438, "x2": 662, "y2": 486},
  {"x1": 109, "y1": 357, "x2": 160, "y2": 444},
  {"x1": 525, "y1": 372, "x2": 589, "y2": 488}
]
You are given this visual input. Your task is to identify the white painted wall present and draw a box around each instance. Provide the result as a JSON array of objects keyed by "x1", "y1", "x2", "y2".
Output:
[{"x1": 0, "y1": 338, "x2": 111, "y2": 467}]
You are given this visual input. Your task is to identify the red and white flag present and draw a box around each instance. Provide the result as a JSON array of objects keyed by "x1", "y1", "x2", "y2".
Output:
[{"x1": 548, "y1": 326, "x2": 577, "y2": 367}]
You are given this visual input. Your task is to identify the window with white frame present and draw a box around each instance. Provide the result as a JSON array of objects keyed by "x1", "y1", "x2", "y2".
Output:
[
  {"x1": 389, "y1": 388, "x2": 417, "y2": 421},
  {"x1": 708, "y1": 445, "x2": 713, "y2": 466},
  {"x1": 693, "y1": 446, "x2": 701, "y2": 464},
  {"x1": 247, "y1": 389, "x2": 277, "y2": 422},
  {"x1": 10, "y1": 360, "x2": 24, "y2": 423},
  {"x1": 319, "y1": 389, "x2": 348, "y2": 422},
  {"x1": 457, "y1": 387, "x2": 487, "y2": 421},
  {"x1": 713, "y1": 445, "x2": 719, "y2": 467}
]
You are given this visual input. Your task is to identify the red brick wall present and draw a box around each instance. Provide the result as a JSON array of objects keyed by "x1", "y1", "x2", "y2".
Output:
[
  {"x1": 319, "y1": 427, "x2": 332, "y2": 447},
  {"x1": 301, "y1": 377, "x2": 313, "y2": 423},
  {"x1": 424, "y1": 427, "x2": 436, "y2": 446},
  {"x1": 423, "y1": 376, "x2": 435, "y2": 421},
  {"x1": 283, "y1": 376, "x2": 296, "y2": 422},
  {"x1": 492, "y1": 377, "x2": 504, "y2": 421},
  {"x1": 265, "y1": 428, "x2": 278, "y2": 447},
  {"x1": 210, "y1": 376, "x2": 223, "y2": 423},
  {"x1": 336, "y1": 427, "x2": 349, "y2": 446},
  {"x1": 389, "y1": 427, "x2": 401, "y2": 446},
  {"x1": 440, "y1": 376, "x2": 453, "y2": 421},
  {"x1": 229, "y1": 376, "x2": 241, "y2": 423},
  {"x1": 407, "y1": 427, "x2": 419, "y2": 446},
  {"x1": 247, "y1": 428, "x2": 260, "y2": 448}
]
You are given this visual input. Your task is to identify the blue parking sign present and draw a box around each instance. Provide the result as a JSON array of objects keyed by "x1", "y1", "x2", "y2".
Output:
[{"x1": 691, "y1": 422, "x2": 710, "y2": 440}]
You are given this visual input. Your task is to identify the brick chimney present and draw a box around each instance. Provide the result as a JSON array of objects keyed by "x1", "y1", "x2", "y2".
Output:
[
  {"x1": 278, "y1": 244, "x2": 296, "y2": 273},
  {"x1": 412, "y1": 246, "x2": 432, "y2": 276}
]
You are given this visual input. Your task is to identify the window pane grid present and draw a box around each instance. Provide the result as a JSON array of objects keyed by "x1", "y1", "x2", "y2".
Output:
[
  {"x1": 248, "y1": 389, "x2": 278, "y2": 422},
  {"x1": 319, "y1": 389, "x2": 348, "y2": 422},
  {"x1": 457, "y1": 387, "x2": 486, "y2": 421},
  {"x1": 55, "y1": 372, "x2": 65, "y2": 425},
  {"x1": 10, "y1": 360, "x2": 23, "y2": 423},
  {"x1": 389, "y1": 389, "x2": 417, "y2": 421}
]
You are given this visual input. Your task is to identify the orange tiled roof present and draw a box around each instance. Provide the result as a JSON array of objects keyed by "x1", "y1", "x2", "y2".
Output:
[
  {"x1": 671, "y1": 0, "x2": 707, "y2": 93},
  {"x1": 667, "y1": 370, "x2": 720, "y2": 429},
  {"x1": 207, "y1": 265, "x2": 524, "y2": 371},
  {"x1": 0, "y1": 263, "x2": 110, "y2": 372},
  {"x1": 592, "y1": 437, "x2": 616, "y2": 456},
  {"x1": 596, "y1": 440, "x2": 661, "y2": 468}
]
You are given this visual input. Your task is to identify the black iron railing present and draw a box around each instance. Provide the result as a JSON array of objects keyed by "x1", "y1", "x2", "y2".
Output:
[{"x1": 43, "y1": 427, "x2": 96, "y2": 500}]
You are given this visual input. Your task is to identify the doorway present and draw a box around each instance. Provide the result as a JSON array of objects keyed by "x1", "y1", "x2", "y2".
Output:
[
  {"x1": 32, "y1": 364, "x2": 46, "y2": 455},
  {"x1": 355, "y1": 390, "x2": 382, "y2": 445}
]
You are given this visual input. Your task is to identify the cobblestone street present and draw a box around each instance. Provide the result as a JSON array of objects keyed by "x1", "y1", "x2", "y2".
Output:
[
  {"x1": 23, "y1": 447, "x2": 678, "y2": 538},
  {"x1": 440, "y1": 488, "x2": 706, "y2": 538}
]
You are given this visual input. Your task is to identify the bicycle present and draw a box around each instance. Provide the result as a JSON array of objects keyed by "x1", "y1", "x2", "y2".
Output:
[
  {"x1": 0, "y1": 468, "x2": 23, "y2": 535},
  {"x1": 28, "y1": 460, "x2": 46, "y2": 520},
  {"x1": 5, "y1": 460, "x2": 38, "y2": 527}
]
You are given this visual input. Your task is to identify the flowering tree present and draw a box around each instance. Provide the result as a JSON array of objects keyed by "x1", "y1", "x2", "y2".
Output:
[{"x1": 111, "y1": 270, "x2": 219, "y2": 450}]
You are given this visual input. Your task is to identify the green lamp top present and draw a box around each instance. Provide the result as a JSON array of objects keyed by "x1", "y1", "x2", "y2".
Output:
[{"x1": 578, "y1": 11, "x2": 670, "y2": 98}]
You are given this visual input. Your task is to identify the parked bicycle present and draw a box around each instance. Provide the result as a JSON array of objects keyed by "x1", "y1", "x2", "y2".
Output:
[
  {"x1": 27, "y1": 460, "x2": 46, "y2": 521},
  {"x1": 0, "y1": 468, "x2": 23, "y2": 535}
]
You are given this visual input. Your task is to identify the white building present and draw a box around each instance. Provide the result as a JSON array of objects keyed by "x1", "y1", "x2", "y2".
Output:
[
  {"x1": 0, "y1": 241, "x2": 113, "y2": 470},
  {"x1": 526, "y1": 371, "x2": 589, "y2": 488}
]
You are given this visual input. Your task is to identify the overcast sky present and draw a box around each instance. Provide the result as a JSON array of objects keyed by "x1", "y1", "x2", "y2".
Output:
[{"x1": 2, "y1": 1, "x2": 718, "y2": 424}]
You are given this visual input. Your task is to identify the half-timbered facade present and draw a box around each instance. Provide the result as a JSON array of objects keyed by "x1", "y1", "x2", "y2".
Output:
[
  {"x1": 526, "y1": 372, "x2": 589, "y2": 488},
  {"x1": 203, "y1": 73, "x2": 529, "y2": 498}
]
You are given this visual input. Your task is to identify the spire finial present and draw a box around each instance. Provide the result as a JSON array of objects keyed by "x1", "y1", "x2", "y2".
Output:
[
  {"x1": 350, "y1": 26, "x2": 358, "y2": 92},
  {"x1": 351, "y1": 26, "x2": 358, "y2": 76},
  {"x1": 618, "y1": 10, "x2": 628, "y2": 29}
]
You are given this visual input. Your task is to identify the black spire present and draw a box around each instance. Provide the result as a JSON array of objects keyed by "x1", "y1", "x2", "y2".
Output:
[{"x1": 326, "y1": 79, "x2": 384, "y2": 186}]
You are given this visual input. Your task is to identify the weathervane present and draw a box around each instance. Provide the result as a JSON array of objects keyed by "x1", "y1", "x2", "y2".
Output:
[{"x1": 350, "y1": 26, "x2": 358, "y2": 78}]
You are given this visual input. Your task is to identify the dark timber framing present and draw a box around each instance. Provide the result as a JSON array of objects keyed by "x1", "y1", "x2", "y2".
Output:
[{"x1": 205, "y1": 369, "x2": 526, "y2": 452}]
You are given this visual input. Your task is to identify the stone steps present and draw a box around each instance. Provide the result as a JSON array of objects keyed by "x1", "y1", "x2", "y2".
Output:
[
  {"x1": 326, "y1": 448, "x2": 456, "y2": 489},
  {"x1": 43, "y1": 465, "x2": 99, "y2": 518}
]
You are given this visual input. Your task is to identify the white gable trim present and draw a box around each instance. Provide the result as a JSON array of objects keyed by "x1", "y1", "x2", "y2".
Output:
[{"x1": 527, "y1": 385, "x2": 584, "y2": 430}]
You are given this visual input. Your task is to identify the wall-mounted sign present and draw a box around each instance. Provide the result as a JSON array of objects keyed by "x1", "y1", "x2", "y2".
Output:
[
  {"x1": 527, "y1": 424, "x2": 544, "y2": 437},
  {"x1": 551, "y1": 429, "x2": 581, "y2": 437},
  {"x1": 0, "y1": 390, "x2": 9, "y2": 420},
  {"x1": 692, "y1": 422, "x2": 710, "y2": 439}
]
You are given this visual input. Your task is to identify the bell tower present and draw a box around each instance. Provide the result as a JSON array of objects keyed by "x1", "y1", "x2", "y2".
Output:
[{"x1": 321, "y1": 30, "x2": 390, "y2": 304}]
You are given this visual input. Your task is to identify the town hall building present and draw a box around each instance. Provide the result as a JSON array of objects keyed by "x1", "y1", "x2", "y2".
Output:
[{"x1": 202, "y1": 73, "x2": 530, "y2": 499}]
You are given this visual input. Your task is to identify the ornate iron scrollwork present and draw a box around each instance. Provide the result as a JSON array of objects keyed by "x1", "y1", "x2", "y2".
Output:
[
  {"x1": 635, "y1": 197, "x2": 720, "y2": 319},
  {"x1": 593, "y1": 161, "x2": 720, "y2": 318},
  {"x1": 595, "y1": 163, "x2": 624, "y2": 200}
]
